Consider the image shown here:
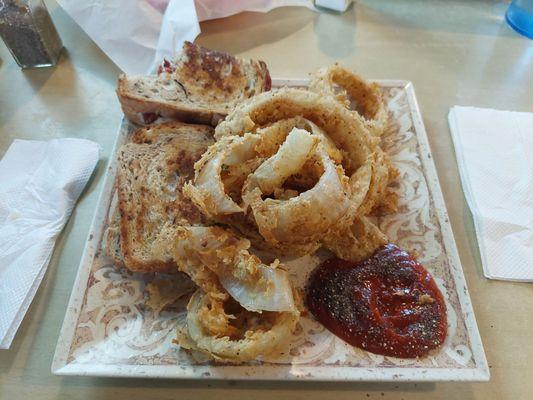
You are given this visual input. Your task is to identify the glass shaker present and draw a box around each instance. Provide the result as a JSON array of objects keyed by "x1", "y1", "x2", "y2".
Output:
[{"x1": 0, "y1": 0, "x2": 63, "y2": 68}]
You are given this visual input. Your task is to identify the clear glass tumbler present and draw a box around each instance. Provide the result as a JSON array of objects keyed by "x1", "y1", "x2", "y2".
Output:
[
  {"x1": 506, "y1": 0, "x2": 533, "y2": 39},
  {"x1": 0, "y1": 0, "x2": 63, "y2": 68}
]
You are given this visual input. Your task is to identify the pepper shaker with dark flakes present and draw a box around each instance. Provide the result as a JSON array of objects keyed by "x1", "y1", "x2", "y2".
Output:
[{"x1": 0, "y1": 0, "x2": 63, "y2": 68}]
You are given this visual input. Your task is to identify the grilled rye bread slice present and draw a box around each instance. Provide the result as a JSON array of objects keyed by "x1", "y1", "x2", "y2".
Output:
[
  {"x1": 117, "y1": 41, "x2": 272, "y2": 126},
  {"x1": 111, "y1": 121, "x2": 214, "y2": 273}
]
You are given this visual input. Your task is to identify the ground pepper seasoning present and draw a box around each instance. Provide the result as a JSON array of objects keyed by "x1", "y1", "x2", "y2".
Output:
[{"x1": 0, "y1": 0, "x2": 63, "y2": 68}]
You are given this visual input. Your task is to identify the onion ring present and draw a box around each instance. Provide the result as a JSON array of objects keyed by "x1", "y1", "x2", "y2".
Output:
[
  {"x1": 309, "y1": 64, "x2": 388, "y2": 137},
  {"x1": 309, "y1": 65, "x2": 396, "y2": 213},
  {"x1": 242, "y1": 129, "x2": 355, "y2": 251},
  {"x1": 254, "y1": 117, "x2": 344, "y2": 164},
  {"x1": 357, "y1": 148, "x2": 394, "y2": 216},
  {"x1": 183, "y1": 134, "x2": 262, "y2": 219},
  {"x1": 181, "y1": 290, "x2": 299, "y2": 362},
  {"x1": 246, "y1": 128, "x2": 319, "y2": 195},
  {"x1": 215, "y1": 88, "x2": 378, "y2": 174},
  {"x1": 172, "y1": 226, "x2": 297, "y2": 313}
]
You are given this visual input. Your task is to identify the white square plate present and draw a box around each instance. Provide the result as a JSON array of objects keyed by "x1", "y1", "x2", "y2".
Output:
[{"x1": 52, "y1": 79, "x2": 489, "y2": 381}]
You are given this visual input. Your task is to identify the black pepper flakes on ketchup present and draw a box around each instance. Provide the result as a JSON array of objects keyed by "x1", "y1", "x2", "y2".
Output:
[{"x1": 306, "y1": 244, "x2": 447, "y2": 358}]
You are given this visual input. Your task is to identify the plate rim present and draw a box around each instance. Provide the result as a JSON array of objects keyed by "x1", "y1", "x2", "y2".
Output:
[{"x1": 52, "y1": 78, "x2": 489, "y2": 382}]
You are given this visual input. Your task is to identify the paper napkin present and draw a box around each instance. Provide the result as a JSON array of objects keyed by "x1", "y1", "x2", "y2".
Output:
[
  {"x1": 56, "y1": 0, "x2": 316, "y2": 74},
  {"x1": 0, "y1": 139, "x2": 99, "y2": 349},
  {"x1": 448, "y1": 106, "x2": 533, "y2": 281}
]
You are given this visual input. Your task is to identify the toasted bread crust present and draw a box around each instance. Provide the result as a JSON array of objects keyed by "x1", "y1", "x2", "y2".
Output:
[
  {"x1": 104, "y1": 210, "x2": 125, "y2": 267},
  {"x1": 117, "y1": 42, "x2": 271, "y2": 126},
  {"x1": 112, "y1": 121, "x2": 214, "y2": 273}
]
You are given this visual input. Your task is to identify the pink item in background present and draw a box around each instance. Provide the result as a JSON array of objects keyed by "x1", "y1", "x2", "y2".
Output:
[{"x1": 194, "y1": 0, "x2": 314, "y2": 21}]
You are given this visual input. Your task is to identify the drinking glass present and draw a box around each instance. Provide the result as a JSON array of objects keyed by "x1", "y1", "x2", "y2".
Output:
[{"x1": 506, "y1": 0, "x2": 533, "y2": 39}]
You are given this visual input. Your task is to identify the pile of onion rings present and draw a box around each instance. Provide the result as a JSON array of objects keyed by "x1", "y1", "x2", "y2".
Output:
[
  {"x1": 186, "y1": 67, "x2": 397, "y2": 259},
  {"x1": 170, "y1": 225, "x2": 299, "y2": 362},
  {"x1": 173, "y1": 65, "x2": 398, "y2": 362}
]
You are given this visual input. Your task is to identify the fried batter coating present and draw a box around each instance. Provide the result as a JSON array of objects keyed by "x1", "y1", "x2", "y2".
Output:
[
  {"x1": 177, "y1": 290, "x2": 300, "y2": 362},
  {"x1": 309, "y1": 63, "x2": 388, "y2": 138}
]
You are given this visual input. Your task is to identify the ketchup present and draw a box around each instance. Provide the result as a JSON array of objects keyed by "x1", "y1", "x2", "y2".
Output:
[{"x1": 306, "y1": 244, "x2": 447, "y2": 358}]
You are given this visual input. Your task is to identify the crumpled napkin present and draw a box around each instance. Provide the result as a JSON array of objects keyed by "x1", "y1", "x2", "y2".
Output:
[
  {"x1": 0, "y1": 139, "x2": 99, "y2": 349},
  {"x1": 448, "y1": 106, "x2": 533, "y2": 281},
  {"x1": 56, "y1": 0, "x2": 316, "y2": 74}
]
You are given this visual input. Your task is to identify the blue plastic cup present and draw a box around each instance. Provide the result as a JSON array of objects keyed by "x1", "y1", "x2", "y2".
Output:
[{"x1": 506, "y1": 0, "x2": 533, "y2": 38}]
